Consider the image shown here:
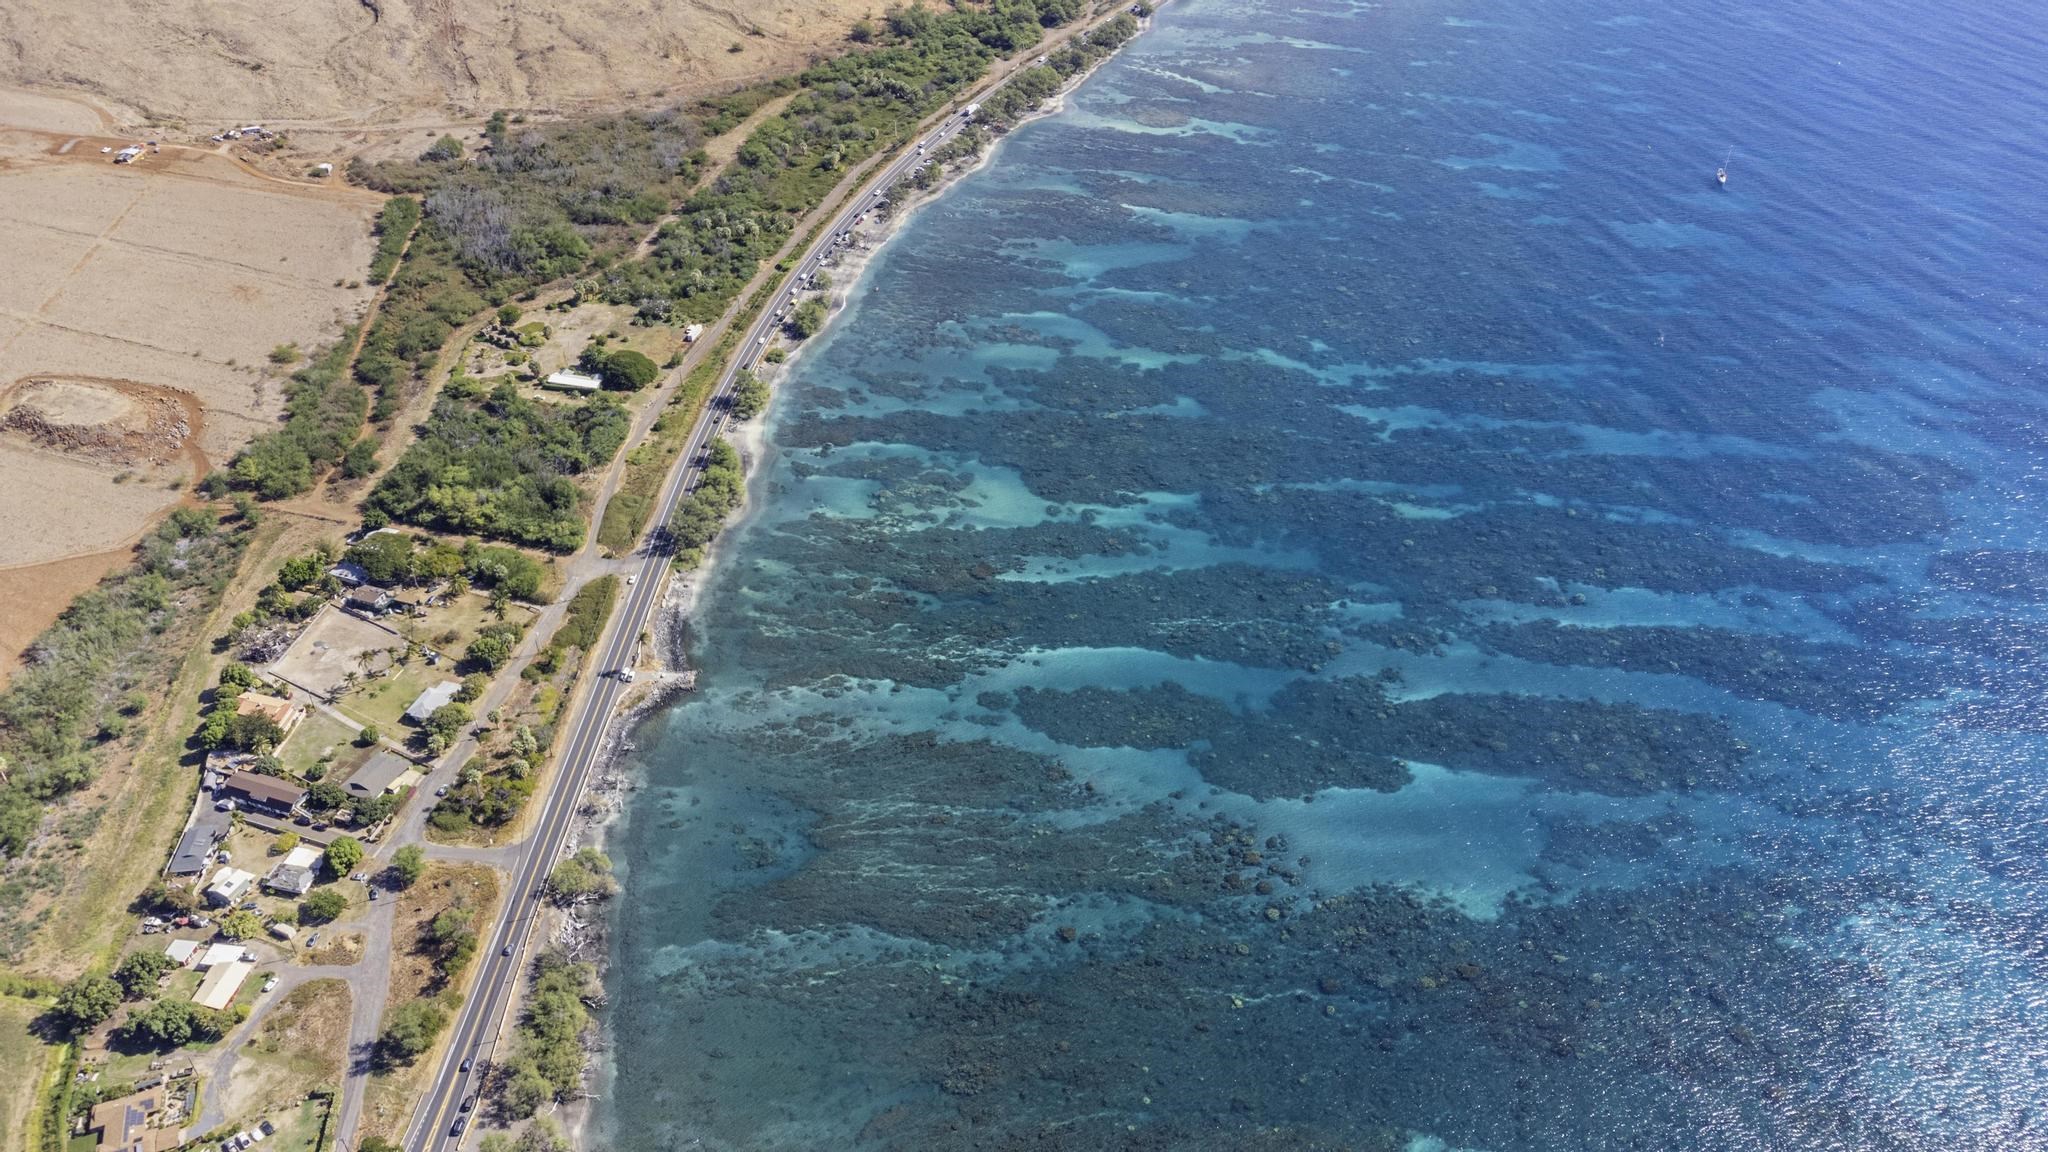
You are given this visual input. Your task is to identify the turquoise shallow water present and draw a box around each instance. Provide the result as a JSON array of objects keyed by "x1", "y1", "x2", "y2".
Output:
[{"x1": 601, "y1": 0, "x2": 2048, "y2": 1147}]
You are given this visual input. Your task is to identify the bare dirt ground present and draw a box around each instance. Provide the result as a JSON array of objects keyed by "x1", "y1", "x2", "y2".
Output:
[
  {"x1": 0, "y1": 0, "x2": 869, "y2": 127},
  {"x1": 228, "y1": 978, "x2": 353, "y2": 1122},
  {"x1": 0, "y1": 87, "x2": 383, "y2": 676},
  {"x1": 270, "y1": 605, "x2": 407, "y2": 701}
]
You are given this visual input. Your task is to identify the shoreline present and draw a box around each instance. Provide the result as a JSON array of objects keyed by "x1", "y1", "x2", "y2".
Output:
[{"x1": 555, "y1": 11, "x2": 1160, "y2": 1147}]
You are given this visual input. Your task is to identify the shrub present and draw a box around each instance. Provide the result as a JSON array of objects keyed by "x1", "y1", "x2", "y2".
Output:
[
  {"x1": 300, "y1": 888, "x2": 348, "y2": 924},
  {"x1": 54, "y1": 974, "x2": 123, "y2": 1032},
  {"x1": 324, "y1": 835, "x2": 364, "y2": 877}
]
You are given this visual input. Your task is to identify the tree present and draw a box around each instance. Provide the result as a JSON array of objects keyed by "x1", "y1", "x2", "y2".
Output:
[
  {"x1": 324, "y1": 835, "x2": 364, "y2": 877},
  {"x1": 379, "y1": 998, "x2": 448, "y2": 1064},
  {"x1": 391, "y1": 844, "x2": 427, "y2": 889},
  {"x1": 423, "y1": 134, "x2": 466, "y2": 162},
  {"x1": 346, "y1": 533, "x2": 416, "y2": 585},
  {"x1": 587, "y1": 347, "x2": 658, "y2": 392},
  {"x1": 455, "y1": 672, "x2": 490, "y2": 704},
  {"x1": 789, "y1": 297, "x2": 827, "y2": 338},
  {"x1": 273, "y1": 831, "x2": 301, "y2": 855},
  {"x1": 218, "y1": 909, "x2": 265, "y2": 940},
  {"x1": 466, "y1": 631, "x2": 514, "y2": 672},
  {"x1": 730, "y1": 373, "x2": 770, "y2": 420},
  {"x1": 357, "y1": 724, "x2": 380, "y2": 747},
  {"x1": 219, "y1": 662, "x2": 258, "y2": 690},
  {"x1": 114, "y1": 949, "x2": 177, "y2": 997},
  {"x1": 545, "y1": 848, "x2": 616, "y2": 903},
  {"x1": 54, "y1": 974, "x2": 123, "y2": 1032},
  {"x1": 423, "y1": 703, "x2": 473, "y2": 751},
  {"x1": 300, "y1": 888, "x2": 348, "y2": 924},
  {"x1": 497, "y1": 304, "x2": 523, "y2": 327}
]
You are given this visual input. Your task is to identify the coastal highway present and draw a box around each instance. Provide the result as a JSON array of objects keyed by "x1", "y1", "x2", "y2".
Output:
[{"x1": 401, "y1": 99, "x2": 987, "y2": 1152}]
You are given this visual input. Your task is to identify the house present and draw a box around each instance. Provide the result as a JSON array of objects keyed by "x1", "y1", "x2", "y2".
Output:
[
  {"x1": 282, "y1": 844, "x2": 323, "y2": 872},
  {"x1": 402, "y1": 681, "x2": 460, "y2": 725},
  {"x1": 87, "y1": 1087, "x2": 182, "y2": 1152},
  {"x1": 327, "y1": 561, "x2": 369, "y2": 587},
  {"x1": 164, "y1": 938, "x2": 201, "y2": 968},
  {"x1": 197, "y1": 942, "x2": 248, "y2": 970},
  {"x1": 269, "y1": 922, "x2": 298, "y2": 942},
  {"x1": 192, "y1": 959, "x2": 254, "y2": 1011},
  {"x1": 221, "y1": 771, "x2": 305, "y2": 816},
  {"x1": 167, "y1": 825, "x2": 220, "y2": 876},
  {"x1": 204, "y1": 867, "x2": 255, "y2": 907},
  {"x1": 345, "y1": 750, "x2": 421, "y2": 798},
  {"x1": 346, "y1": 585, "x2": 393, "y2": 615},
  {"x1": 541, "y1": 370, "x2": 603, "y2": 393},
  {"x1": 234, "y1": 692, "x2": 304, "y2": 739},
  {"x1": 263, "y1": 864, "x2": 315, "y2": 897}
]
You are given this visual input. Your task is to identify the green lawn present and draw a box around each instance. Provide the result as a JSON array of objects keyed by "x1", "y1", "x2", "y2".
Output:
[
  {"x1": 337, "y1": 663, "x2": 451, "y2": 737},
  {"x1": 388, "y1": 592, "x2": 533, "y2": 660},
  {"x1": 276, "y1": 711, "x2": 363, "y2": 780}
]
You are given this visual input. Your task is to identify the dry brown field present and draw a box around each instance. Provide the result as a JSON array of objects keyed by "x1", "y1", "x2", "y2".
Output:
[
  {"x1": 0, "y1": 1, "x2": 868, "y2": 127},
  {"x1": 0, "y1": 88, "x2": 382, "y2": 680}
]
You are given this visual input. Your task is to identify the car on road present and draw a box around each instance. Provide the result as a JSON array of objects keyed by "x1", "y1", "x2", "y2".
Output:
[
  {"x1": 294, "y1": 815, "x2": 312, "y2": 826},
  {"x1": 502, "y1": 944, "x2": 513, "y2": 956},
  {"x1": 460, "y1": 1095, "x2": 476, "y2": 1113},
  {"x1": 626, "y1": 574, "x2": 636, "y2": 585},
  {"x1": 436, "y1": 786, "x2": 448, "y2": 797},
  {"x1": 450, "y1": 1117, "x2": 467, "y2": 1137},
  {"x1": 460, "y1": 1057, "x2": 473, "y2": 1073}
]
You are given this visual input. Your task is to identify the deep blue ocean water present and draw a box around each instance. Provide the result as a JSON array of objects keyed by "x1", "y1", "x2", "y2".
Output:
[{"x1": 600, "y1": 0, "x2": 2048, "y2": 1147}]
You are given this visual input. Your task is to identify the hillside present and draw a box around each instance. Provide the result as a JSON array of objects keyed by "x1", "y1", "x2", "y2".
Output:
[{"x1": 0, "y1": 0, "x2": 867, "y2": 124}]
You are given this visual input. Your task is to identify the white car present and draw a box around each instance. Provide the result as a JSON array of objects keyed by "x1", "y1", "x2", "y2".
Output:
[{"x1": 626, "y1": 574, "x2": 637, "y2": 585}]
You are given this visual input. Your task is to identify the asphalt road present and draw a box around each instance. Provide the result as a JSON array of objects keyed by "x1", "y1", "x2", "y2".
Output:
[{"x1": 399, "y1": 102, "x2": 982, "y2": 1152}]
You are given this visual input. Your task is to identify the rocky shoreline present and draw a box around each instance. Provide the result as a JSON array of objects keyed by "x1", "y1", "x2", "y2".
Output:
[{"x1": 554, "y1": 11, "x2": 1165, "y2": 1146}]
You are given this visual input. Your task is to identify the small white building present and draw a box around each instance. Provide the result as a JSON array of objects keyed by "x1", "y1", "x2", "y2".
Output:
[
  {"x1": 282, "y1": 844, "x2": 323, "y2": 872},
  {"x1": 197, "y1": 942, "x2": 248, "y2": 970},
  {"x1": 204, "y1": 866, "x2": 256, "y2": 907},
  {"x1": 193, "y1": 960, "x2": 254, "y2": 1011},
  {"x1": 541, "y1": 370, "x2": 603, "y2": 394},
  {"x1": 164, "y1": 938, "x2": 201, "y2": 968},
  {"x1": 269, "y1": 922, "x2": 298, "y2": 942}
]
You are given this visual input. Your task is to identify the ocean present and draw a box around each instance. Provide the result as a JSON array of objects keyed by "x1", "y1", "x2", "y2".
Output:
[{"x1": 599, "y1": 0, "x2": 2048, "y2": 1147}]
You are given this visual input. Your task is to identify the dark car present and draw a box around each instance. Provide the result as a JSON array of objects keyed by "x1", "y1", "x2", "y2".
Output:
[
  {"x1": 501, "y1": 944, "x2": 513, "y2": 957},
  {"x1": 293, "y1": 815, "x2": 312, "y2": 827},
  {"x1": 450, "y1": 1116, "x2": 467, "y2": 1137},
  {"x1": 460, "y1": 1057, "x2": 473, "y2": 1073},
  {"x1": 460, "y1": 1096, "x2": 475, "y2": 1113}
]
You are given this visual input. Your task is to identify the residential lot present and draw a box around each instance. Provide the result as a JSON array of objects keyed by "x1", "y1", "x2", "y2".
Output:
[{"x1": 268, "y1": 606, "x2": 404, "y2": 701}]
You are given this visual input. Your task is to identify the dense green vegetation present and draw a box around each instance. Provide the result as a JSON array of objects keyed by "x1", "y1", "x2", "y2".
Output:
[
  {"x1": 580, "y1": 346, "x2": 660, "y2": 392},
  {"x1": 227, "y1": 335, "x2": 369, "y2": 499},
  {"x1": 367, "y1": 197, "x2": 420, "y2": 284},
  {"x1": 300, "y1": 888, "x2": 348, "y2": 924},
  {"x1": 666, "y1": 437, "x2": 745, "y2": 568},
  {"x1": 501, "y1": 952, "x2": 596, "y2": 1117},
  {"x1": 543, "y1": 847, "x2": 615, "y2": 903},
  {"x1": 526, "y1": 575, "x2": 617, "y2": 679},
  {"x1": 367, "y1": 382, "x2": 630, "y2": 551},
  {"x1": 353, "y1": 228, "x2": 485, "y2": 423},
  {"x1": 379, "y1": 998, "x2": 448, "y2": 1065},
  {"x1": 0, "y1": 508, "x2": 249, "y2": 863},
  {"x1": 730, "y1": 372, "x2": 770, "y2": 420}
]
